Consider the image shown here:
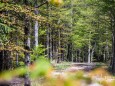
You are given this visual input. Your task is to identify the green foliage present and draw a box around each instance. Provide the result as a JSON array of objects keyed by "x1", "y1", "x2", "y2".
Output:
[
  {"x1": 0, "y1": 67, "x2": 26, "y2": 81},
  {"x1": 30, "y1": 57, "x2": 52, "y2": 78},
  {"x1": 31, "y1": 45, "x2": 46, "y2": 61},
  {"x1": 39, "y1": 29, "x2": 46, "y2": 36},
  {"x1": 0, "y1": 2, "x2": 4, "y2": 8},
  {"x1": 0, "y1": 22, "x2": 15, "y2": 43},
  {"x1": 0, "y1": 23, "x2": 14, "y2": 34}
]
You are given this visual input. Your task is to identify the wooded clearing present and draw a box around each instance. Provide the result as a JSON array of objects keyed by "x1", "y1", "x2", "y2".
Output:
[{"x1": 0, "y1": 0, "x2": 115, "y2": 86}]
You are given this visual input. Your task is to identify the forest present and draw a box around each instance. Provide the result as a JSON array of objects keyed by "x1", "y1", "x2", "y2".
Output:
[{"x1": 0, "y1": 0, "x2": 115, "y2": 86}]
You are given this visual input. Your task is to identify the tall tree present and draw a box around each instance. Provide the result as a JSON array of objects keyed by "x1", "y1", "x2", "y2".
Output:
[
  {"x1": 24, "y1": 0, "x2": 31, "y2": 86},
  {"x1": 34, "y1": 0, "x2": 39, "y2": 47}
]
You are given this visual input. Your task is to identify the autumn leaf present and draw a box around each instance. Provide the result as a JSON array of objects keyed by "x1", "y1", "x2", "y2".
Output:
[{"x1": 48, "y1": 0, "x2": 63, "y2": 6}]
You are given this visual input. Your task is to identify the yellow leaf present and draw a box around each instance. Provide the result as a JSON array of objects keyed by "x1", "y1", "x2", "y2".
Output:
[{"x1": 48, "y1": 0, "x2": 63, "y2": 6}]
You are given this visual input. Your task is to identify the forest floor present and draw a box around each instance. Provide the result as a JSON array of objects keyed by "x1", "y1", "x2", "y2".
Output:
[
  {"x1": 53, "y1": 62, "x2": 107, "y2": 73},
  {"x1": 0, "y1": 62, "x2": 110, "y2": 86},
  {"x1": 51, "y1": 63, "x2": 114, "y2": 86},
  {"x1": 52, "y1": 62, "x2": 105, "y2": 75}
]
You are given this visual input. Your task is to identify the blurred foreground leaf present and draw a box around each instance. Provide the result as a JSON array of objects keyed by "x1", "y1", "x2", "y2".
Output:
[
  {"x1": 30, "y1": 57, "x2": 53, "y2": 78},
  {"x1": 0, "y1": 57, "x2": 53, "y2": 81},
  {"x1": 0, "y1": 67, "x2": 26, "y2": 81},
  {"x1": 48, "y1": 0, "x2": 64, "y2": 6}
]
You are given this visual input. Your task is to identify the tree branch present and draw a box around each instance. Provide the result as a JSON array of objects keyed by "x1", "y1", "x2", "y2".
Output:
[{"x1": 35, "y1": 1, "x2": 48, "y2": 8}]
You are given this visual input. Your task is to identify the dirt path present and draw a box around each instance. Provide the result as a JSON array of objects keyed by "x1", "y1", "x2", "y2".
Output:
[{"x1": 54, "y1": 63, "x2": 98, "y2": 72}]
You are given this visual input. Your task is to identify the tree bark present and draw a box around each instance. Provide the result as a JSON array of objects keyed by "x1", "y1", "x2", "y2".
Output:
[
  {"x1": 0, "y1": 50, "x2": 11, "y2": 72},
  {"x1": 57, "y1": 26, "x2": 61, "y2": 63},
  {"x1": 91, "y1": 43, "x2": 96, "y2": 63},
  {"x1": 67, "y1": 43, "x2": 71, "y2": 61},
  {"x1": 23, "y1": 1, "x2": 31, "y2": 86},
  {"x1": 111, "y1": 17, "x2": 115, "y2": 74},
  {"x1": 34, "y1": 0, "x2": 39, "y2": 47},
  {"x1": 46, "y1": 2, "x2": 50, "y2": 60},
  {"x1": 88, "y1": 39, "x2": 91, "y2": 63},
  {"x1": 24, "y1": 17, "x2": 31, "y2": 86}
]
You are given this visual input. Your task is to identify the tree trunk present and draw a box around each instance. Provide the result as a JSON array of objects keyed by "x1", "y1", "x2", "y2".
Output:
[
  {"x1": 57, "y1": 28, "x2": 61, "y2": 63},
  {"x1": 103, "y1": 50, "x2": 106, "y2": 62},
  {"x1": 23, "y1": 1, "x2": 31, "y2": 85},
  {"x1": 0, "y1": 50, "x2": 10, "y2": 72},
  {"x1": 88, "y1": 39, "x2": 91, "y2": 63},
  {"x1": 46, "y1": 3, "x2": 50, "y2": 60},
  {"x1": 78, "y1": 49, "x2": 81, "y2": 62},
  {"x1": 111, "y1": 17, "x2": 115, "y2": 74},
  {"x1": 50, "y1": 28, "x2": 53, "y2": 61},
  {"x1": 48, "y1": 3, "x2": 53, "y2": 61},
  {"x1": 24, "y1": 17, "x2": 31, "y2": 86},
  {"x1": 67, "y1": 43, "x2": 72, "y2": 61},
  {"x1": 91, "y1": 43, "x2": 96, "y2": 63},
  {"x1": 71, "y1": 44, "x2": 74, "y2": 62},
  {"x1": 34, "y1": 0, "x2": 39, "y2": 47},
  {"x1": 16, "y1": 30, "x2": 19, "y2": 67},
  {"x1": 76, "y1": 50, "x2": 78, "y2": 62}
]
